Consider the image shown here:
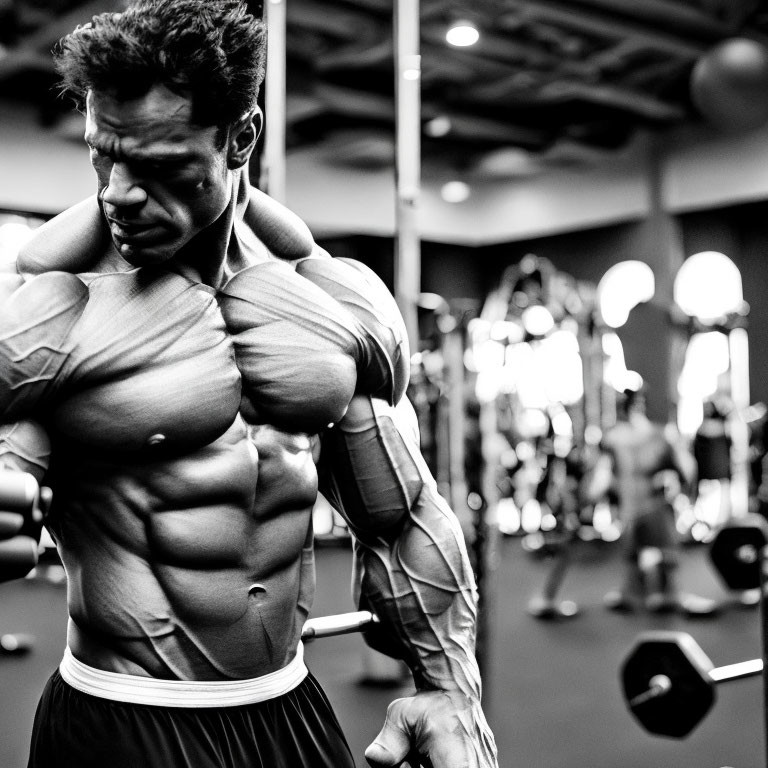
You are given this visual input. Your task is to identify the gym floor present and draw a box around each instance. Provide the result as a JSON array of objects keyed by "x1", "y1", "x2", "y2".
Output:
[{"x1": 0, "y1": 537, "x2": 763, "y2": 768}]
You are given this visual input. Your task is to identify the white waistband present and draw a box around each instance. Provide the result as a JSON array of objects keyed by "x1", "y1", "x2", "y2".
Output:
[{"x1": 58, "y1": 643, "x2": 308, "y2": 708}]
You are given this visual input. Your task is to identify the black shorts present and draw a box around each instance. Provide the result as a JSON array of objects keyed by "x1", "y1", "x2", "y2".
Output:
[
  {"x1": 27, "y1": 670, "x2": 356, "y2": 768},
  {"x1": 622, "y1": 503, "x2": 679, "y2": 563}
]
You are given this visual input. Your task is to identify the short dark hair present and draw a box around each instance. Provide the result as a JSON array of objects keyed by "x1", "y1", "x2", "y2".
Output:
[{"x1": 53, "y1": 0, "x2": 266, "y2": 131}]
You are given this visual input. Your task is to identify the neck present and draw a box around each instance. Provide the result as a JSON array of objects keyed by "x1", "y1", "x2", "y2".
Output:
[{"x1": 173, "y1": 170, "x2": 253, "y2": 288}]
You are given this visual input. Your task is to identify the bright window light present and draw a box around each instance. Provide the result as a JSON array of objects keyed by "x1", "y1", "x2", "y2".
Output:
[
  {"x1": 597, "y1": 260, "x2": 655, "y2": 328},
  {"x1": 677, "y1": 331, "x2": 729, "y2": 401},
  {"x1": 446, "y1": 20, "x2": 479, "y2": 47},
  {"x1": 674, "y1": 251, "x2": 743, "y2": 323}
]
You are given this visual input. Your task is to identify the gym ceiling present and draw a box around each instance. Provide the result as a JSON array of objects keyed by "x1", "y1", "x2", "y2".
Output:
[{"x1": 1, "y1": 0, "x2": 767, "y2": 182}]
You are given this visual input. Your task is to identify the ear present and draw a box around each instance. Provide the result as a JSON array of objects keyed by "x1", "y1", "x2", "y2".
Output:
[{"x1": 227, "y1": 107, "x2": 263, "y2": 169}]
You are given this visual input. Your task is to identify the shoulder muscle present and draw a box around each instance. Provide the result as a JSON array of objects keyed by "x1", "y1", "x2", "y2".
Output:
[
  {"x1": 0, "y1": 272, "x2": 24, "y2": 304},
  {"x1": 0, "y1": 273, "x2": 89, "y2": 418},
  {"x1": 295, "y1": 256, "x2": 410, "y2": 403},
  {"x1": 17, "y1": 196, "x2": 110, "y2": 277},
  {"x1": 243, "y1": 187, "x2": 315, "y2": 260}
]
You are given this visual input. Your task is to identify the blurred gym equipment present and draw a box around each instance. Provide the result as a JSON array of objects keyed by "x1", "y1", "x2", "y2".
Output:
[
  {"x1": 622, "y1": 630, "x2": 762, "y2": 738},
  {"x1": 620, "y1": 515, "x2": 768, "y2": 763}
]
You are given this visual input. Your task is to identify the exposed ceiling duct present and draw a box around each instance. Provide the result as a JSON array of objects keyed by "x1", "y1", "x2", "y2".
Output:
[{"x1": 1, "y1": 0, "x2": 768, "y2": 179}]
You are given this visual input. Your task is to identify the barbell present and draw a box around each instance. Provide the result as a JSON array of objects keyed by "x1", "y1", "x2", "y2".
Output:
[
  {"x1": 709, "y1": 513, "x2": 768, "y2": 592},
  {"x1": 621, "y1": 630, "x2": 763, "y2": 737},
  {"x1": 619, "y1": 515, "x2": 768, "y2": 739}
]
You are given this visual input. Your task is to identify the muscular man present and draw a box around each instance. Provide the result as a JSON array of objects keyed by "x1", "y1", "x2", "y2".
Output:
[
  {"x1": 0, "y1": 2, "x2": 497, "y2": 766},
  {"x1": 586, "y1": 388, "x2": 715, "y2": 616}
]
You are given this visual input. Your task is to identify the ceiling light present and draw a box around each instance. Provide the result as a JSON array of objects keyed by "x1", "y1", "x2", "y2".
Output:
[
  {"x1": 440, "y1": 180, "x2": 471, "y2": 203},
  {"x1": 424, "y1": 116, "x2": 452, "y2": 137},
  {"x1": 446, "y1": 20, "x2": 479, "y2": 47}
]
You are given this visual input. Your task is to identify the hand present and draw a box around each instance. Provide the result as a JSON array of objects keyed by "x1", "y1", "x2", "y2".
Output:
[
  {"x1": 365, "y1": 690, "x2": 498, "y2": 768},
  {"x1": 0, "y1": 470, "x2": 47, "y2": 581}
]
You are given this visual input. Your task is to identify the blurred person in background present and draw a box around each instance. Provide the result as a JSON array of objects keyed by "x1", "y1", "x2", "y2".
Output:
[
  {"x1": 585, "y1": 388, "x2": 716, "y2": 616},
  {"x1": 693, "y1": 399, "x2": 733, "y2": 531}
]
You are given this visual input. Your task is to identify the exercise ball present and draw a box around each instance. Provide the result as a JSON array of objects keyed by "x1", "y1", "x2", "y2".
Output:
[{"x1": 690, "y1": 37, "x2": 768, "y2": 132}]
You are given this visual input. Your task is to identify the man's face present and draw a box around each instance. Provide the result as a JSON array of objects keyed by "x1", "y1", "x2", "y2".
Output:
[{"x1": 85, "y1": 85, "x2": 231, "y2": 267}]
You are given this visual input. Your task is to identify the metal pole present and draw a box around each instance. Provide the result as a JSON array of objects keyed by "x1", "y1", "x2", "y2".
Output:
[
  {"x1": 263, "y1": 0, "x2": 287, "y2": 203},
  {"x1": 729, "y1": 325, "x2": 751, "y2": 518},
  {"x1": 394, "y1": 0, "x2": 421, "y2": 348},
  {"x1": 445, "y1": 324, "x2": 468, "y2": 520},
  {"x1": 761, "y1": 544, "x2": 768, "y2": 768}
]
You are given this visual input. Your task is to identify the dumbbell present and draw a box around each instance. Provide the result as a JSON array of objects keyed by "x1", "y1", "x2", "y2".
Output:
[
  {"x1": 621, "y1": 630, "x2": 763, "y2": 737},
  {"x1": 709, "y1": 513, "x2": 768, "y2": 592}
]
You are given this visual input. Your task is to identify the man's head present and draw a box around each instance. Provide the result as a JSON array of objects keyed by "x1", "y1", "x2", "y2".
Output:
[
  {"x1": 55, "y1": 0, "x2": 266, "y2": 143},
  {"x1": 53, "y1": 0, "x2": 266, "y2": 266}
]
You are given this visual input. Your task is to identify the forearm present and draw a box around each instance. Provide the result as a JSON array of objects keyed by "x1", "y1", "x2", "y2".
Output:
[
  {"x1": 321, "y1": 394, "x2": 481, "y2": 699},
  {"x1": 354, "y1": 482, "x2": 482, "y2": 699}
]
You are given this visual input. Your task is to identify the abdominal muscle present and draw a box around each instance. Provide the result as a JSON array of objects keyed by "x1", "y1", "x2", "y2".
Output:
[{"x1": 49, "y1": 417, "x2": 320, "y2": 681}]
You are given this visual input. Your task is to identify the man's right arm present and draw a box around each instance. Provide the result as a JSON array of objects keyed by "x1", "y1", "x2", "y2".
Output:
[
  {"x1": 0, "y1": 271, "x2": 89, "y2": 580},
  {"x1": 0, "y1": 421, "x2": 51, "y2": 581}
]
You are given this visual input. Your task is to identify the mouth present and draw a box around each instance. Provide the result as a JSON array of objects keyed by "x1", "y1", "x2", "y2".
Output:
[{"x1": 108, "y1": 219, "x2": 160, "y2": 243}]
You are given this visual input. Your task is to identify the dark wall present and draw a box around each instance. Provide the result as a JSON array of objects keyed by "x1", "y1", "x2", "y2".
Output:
[{"x1": 317, "y1": 235, "x2": 395, "y2": 293}]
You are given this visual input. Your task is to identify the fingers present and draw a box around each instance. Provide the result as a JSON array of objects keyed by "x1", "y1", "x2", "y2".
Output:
[
  {"x1": 365, "y1": 698, "x2": 413, "y2": 767},
  {"x1": 0, "y1": 470, "x2": 39, "y2": 514},
  {"x1": 0, "y1": 535, "x2": 39, "y2": 580},
  {"x1": 367, "y1": 692, "x2": 498, "y2": 768},
  {"x1": 0, "y1": 511, "x2": 24, "y2": 538}
]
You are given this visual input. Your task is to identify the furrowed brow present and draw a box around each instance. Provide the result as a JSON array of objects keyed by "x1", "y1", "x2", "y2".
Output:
[{"x1": 85, "y1": 137, "x2": 194, "y2": 165}]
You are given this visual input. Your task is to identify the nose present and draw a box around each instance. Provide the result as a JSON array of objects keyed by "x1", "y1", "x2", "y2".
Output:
[{"x1": 101, "y1": 162, "x2": 147, "y2": 209}]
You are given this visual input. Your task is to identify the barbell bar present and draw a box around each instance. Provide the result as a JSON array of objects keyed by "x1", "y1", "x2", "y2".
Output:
[{"x1": 301, "y1": 610, "x2": 379, "y2": 640}]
